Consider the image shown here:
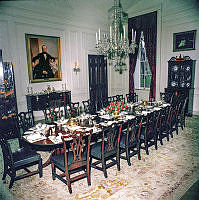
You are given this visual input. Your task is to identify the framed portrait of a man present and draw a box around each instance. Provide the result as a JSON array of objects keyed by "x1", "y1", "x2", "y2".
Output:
[{"x1": 25, "y1": 34, "x2": 62, "y2": 83}]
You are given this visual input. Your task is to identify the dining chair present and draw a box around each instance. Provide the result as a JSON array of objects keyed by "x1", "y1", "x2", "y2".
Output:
[
  {"x1": 43, "y1": 99, "x2": 64, "y2": 123},
  {"x1": 18, "y1": 111, "x2": 35, "y2": 133},
  {"x1": 0, "y1": 120, "x2": 43, "y2": 189},
  {"x1": 141, "y1": 110, "x2": 162, "y2": 154},
  {"x1": 70, "y1": 102, "x2": 80, "y2": 117},
  {"x1": 169, "y1": 101, "x2": 181, "y2": 137},
  {"x1": 140, "y1": 112, "x2": 156, "y2": 155},
  {"x1": 101, "y1": 97, "x2": 109, "y2": 107},
  {"x1": 177, "y1": 97, "x2": 188, "y2": 130},
  {"x1": 0, "y1": 116, "x2": 23, "y2": 146},
  {"x1": 112, "y1": 95, "x2": 118, "y2": 102},
  {"x1": 90, "y1": 122, "x2": 122, "y2": 178},
  {"x1": 17, "y1": 111, "x2": 36, "y2": 148},
  {"x1": 51, "y1": 130, "x2": 92, "y2": 194},
  {"x1": 82, "y1": 99, "x2": 91, "y2": 113},
  {"x1": 108, "y1": 96, "x2": 113, "y2": 103},
  {"x1": 116, "y1": 94, "x2": 124, "y2": 101},
  {"x1": 120, "y1": 116, "x2": 143, "y2": 166},
  {"x1": 126, "y1": 93, "x2": 138, "y2": 103},
  {"x1": 159, "y1": 105, "x2": 172, "y2": 145}
]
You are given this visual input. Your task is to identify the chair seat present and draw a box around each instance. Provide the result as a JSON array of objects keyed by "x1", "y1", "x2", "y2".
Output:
[
  {"x1": 120, "y1": 134, "x2": 137, "y2": 149},
  {"x1": 90, "y1": 142, "x2": 102, "y2": 159},
  {"x1": 51, "y1": 151, "x2": 86, "y2": 171},
  {"x1": 13, "y1": 147, "x2": 41, "y2": 168},
  {"x1": 90, "y1": 142, "x2": 117, "y2": 159},
  {"x1": 140, "y1": 130, "x2": 154, "y2": 140}
]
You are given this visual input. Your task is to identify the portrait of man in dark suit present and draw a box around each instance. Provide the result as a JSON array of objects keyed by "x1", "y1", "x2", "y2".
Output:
[
  {"x1": 32, "y1": 45, "x2": 55, "y2": 79},
  {"x1": 26, "y1": 34, "x2": 62, "y2": 83}
]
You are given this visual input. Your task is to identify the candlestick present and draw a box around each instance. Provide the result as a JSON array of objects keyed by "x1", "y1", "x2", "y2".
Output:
[
  {"x1": 134, "y1": 31, "x2": 136, "y2": 41},
  {"x1": 110, "y1": 26, "x2": 112, "y2": 39},
  {"x1": 123, "y1": 25, "x2": 125, "y2": 39},
  {"x1": 99, "y1": 28, "x2": 100, "y2": 41},
  {"x1": 96, "y1": 32, "x2": 98, "y2": 44},
  {"x1": 132, "y1": 28, "x2": 134, "y2": 41}
]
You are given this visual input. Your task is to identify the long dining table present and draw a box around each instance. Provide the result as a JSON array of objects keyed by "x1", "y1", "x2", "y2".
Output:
[{"x1": 22, "y1": 100, "x2": 170, "y2": 168}]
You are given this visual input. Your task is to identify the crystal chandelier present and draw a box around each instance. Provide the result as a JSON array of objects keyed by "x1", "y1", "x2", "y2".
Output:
[{"x1": 95, "y1": 0, "x2": 137, "y2": 73}]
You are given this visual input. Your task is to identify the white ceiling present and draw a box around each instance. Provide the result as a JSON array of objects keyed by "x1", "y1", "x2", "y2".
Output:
[{"x1": 0, "y1": 0, "x2": 140, "y2": 28}]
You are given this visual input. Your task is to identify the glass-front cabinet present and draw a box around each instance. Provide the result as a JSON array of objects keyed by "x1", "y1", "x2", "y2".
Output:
[{"x1": 0, "y1": 50, "x2": 18, "y2": 120}]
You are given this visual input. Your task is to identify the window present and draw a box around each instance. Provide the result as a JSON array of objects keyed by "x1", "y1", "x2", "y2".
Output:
[{"x1": 134, "y1": 31, "x2": 152, "y2": 89}]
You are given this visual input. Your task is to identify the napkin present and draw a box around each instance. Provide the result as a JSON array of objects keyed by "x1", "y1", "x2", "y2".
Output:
[
  {"x1": 48, "y1": 135, "x2": 62, "y2": 144},
  {"x1": 125, "y1": 115, "x2": 136, "y2": 120},
  {"x1": 23, "y1": 134, "x2": 46, "y2": 143},
  {"x1": 154, "y1": 107, "x2": 161, "y2": 111},
  {"x1": 142, "y1": 111, "x2": 150, "y2": 116},
  {"x1": 99, "y1": 115, "x2": 113, "y2": 120},
  {"x1": 23, "y1": 131, "x2": 34, "y2": 135}
]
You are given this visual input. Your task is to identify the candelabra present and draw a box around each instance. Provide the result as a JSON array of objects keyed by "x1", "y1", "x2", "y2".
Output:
[{"x1": 96, "y1": 0, "x2": 137, "y2": 74}]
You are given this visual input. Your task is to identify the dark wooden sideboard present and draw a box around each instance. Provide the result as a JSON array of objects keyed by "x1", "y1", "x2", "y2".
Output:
[{"x1": 26, "y1": 90, "x2": 71, "y2": 111}]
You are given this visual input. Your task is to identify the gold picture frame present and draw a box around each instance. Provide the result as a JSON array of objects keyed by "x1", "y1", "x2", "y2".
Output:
[
  {"x1": 173, "y1": 30, "x2": 196, "y2": 52},
  {"x1": 25, "y1": 34, "x2": 62, "y2": 83}
]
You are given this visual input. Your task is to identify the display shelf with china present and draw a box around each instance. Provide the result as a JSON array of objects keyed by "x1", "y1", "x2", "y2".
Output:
[
  {"x1": 165, "y1": 55, "x2": 195, "y2": 116},
  {"x1": 0, "y1": 50, "x2": 18, "y2": 121}
]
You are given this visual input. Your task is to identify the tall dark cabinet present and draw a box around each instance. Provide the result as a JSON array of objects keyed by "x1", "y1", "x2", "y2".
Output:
[
  {"x1": 165, "y1": 56, "x2": 195, "y2": 116},
  {"x1": 0, "y1": 50, "x2": 18, "y2": 138}
]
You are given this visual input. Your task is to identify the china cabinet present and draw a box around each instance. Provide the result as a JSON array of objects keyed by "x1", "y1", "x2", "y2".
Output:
[
  {"x1": 0, "y1": 50, "x2": 18, "y2": 120},
  {"x1": 165, "y1": 56, "x2": 195, "y2": 116},
  {"x1": 0, "y1": 50, "x2": 19, "y2": 139}
]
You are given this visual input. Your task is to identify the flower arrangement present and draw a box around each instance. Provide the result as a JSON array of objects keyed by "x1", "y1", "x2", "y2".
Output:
[{"x1": 105, "y1": 101, "x2": 127, "y2": 115}]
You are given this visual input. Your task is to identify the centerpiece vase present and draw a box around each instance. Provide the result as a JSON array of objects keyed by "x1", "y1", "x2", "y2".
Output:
[{"x1": 114, "y1": 110, "x2": 120, "y2": 116}]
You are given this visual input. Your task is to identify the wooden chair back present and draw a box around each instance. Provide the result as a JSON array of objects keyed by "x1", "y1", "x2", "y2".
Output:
[
  {"x1": 51, "y1": 130, "x2": 92, "y2": 193},
  {"x1": 43, "y1": 99, "x2": 64, "y2": 123},
  {"x1": 18, "y1": 111, "x2": 34, "y2": 132}
]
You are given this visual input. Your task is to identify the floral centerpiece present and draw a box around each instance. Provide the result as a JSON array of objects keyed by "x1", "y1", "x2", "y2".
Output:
[{"x1": 105, "y1": 101, "x2": 127, "y2": 115}]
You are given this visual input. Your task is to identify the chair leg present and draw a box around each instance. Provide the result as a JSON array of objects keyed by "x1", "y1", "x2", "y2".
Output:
[
  {"x1": 126, "y1": 148, "x2": 131, "y2": 166},
  {"x1": 9, "y1": 170, "x2": 16, "y2": 189},
  {"x1": 116, "y1": 149, "x2": 120, "y2": 171},
  {"x1": 176, "y1": 124, "x2": 178, "y2": 135},
  {"x1": 154, "y1": 136, "x2": 158, "y2": 150},
  {"x1": 2, "y1": 164, "x2": 8, "y2": 180},
  {"x1": 137, "y1": 148, "x2": 141, "y2": 160},
  {"x1": 87, "y1": 159, "x2": 91, "y2": 186},
  {"x1": 166, "y1": 131, "x2": 170, "y2": 141},
  {"x1": 145, "y1": 141, "x2": 149, "y2": 155},
  {"x1": 65, "y1": 173, "x2": 72, "y2": 194},
  {"x1": 38, "y1": 159, "x2": 43, "y2": 178},
  {"x1": 9, "y1": 178, "x2": 15, "y2": 189},
  {"x1": 89, "y1": 157, "x2": 92, "y2": 176},
  {"x1": 180, "y1": 117, "x2": 184, "y2": 130},
  {"x1": 159, "y1": 135, "x2": 163, "y2": 145},
  {"x1": 102, "y1": 159, "x2": 107, "y2": 178},
  {"x1": 51, "y1": 163, "x2": 56, "y2": 180}
]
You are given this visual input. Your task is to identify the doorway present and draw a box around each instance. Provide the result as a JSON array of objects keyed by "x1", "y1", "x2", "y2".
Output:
[{"x1": 88, "y1": 55, "x2": 108, "y2": 112}]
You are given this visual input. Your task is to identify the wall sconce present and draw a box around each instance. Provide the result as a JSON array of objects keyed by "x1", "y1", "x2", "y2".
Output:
[{"x1": 73, "y1": 61, "x2": 80, "y2": 74}]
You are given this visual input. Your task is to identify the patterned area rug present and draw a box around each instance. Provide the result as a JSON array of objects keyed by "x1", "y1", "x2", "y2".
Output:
[{"x1": 1, "y1": 116, "x2": 199, "y2": 200}]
